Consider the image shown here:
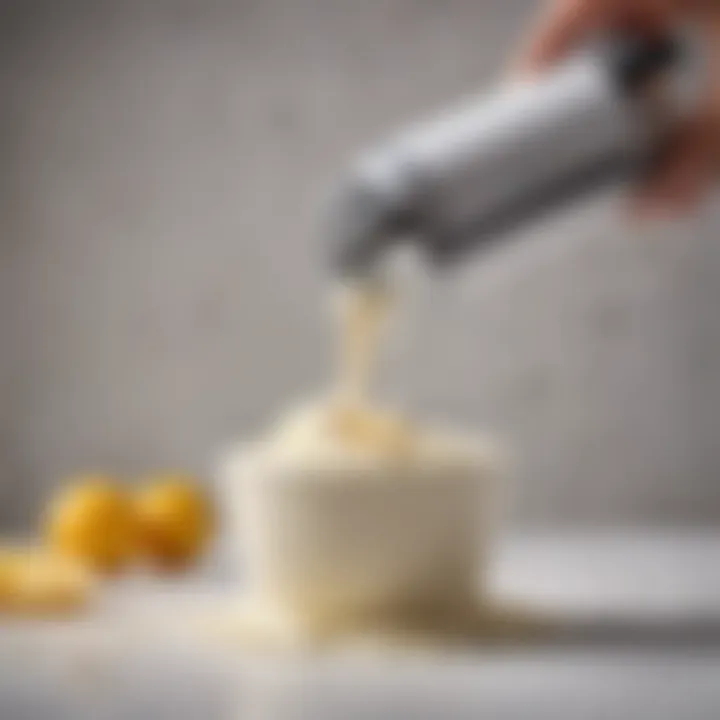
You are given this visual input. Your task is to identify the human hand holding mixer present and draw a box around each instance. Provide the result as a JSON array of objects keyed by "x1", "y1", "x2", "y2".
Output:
[
  {"x1": 331, "y1": 0, "x2": 717, "y2": 277},
  {"x1": 519, "y1": 0, "x2": 720, "y2": 218}
]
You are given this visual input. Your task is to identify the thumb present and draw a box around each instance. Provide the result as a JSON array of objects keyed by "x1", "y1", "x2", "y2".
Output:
[
  {"x1": 514, "y1": 0, "x2": 673, "y2": 75},
  {"x1": 515, "y1": 0, "x2": 605, "y2": 74}
]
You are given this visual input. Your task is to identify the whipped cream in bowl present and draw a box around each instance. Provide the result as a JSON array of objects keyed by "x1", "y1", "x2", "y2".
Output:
[
  {"x1": 217, "y1": 280, "x2": 504, "y2": 638},
  {"x1": 219, "y1": 399, "x2": 501, "y2": 634}
]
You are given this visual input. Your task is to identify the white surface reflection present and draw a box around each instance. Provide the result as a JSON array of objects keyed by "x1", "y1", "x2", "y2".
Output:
[{"x1": 2, "y1": 532, "x2": 720, "y2": 720}]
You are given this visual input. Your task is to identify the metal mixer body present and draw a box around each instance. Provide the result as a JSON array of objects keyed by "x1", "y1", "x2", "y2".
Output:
[{"x1": 332, "y1": 35, "x2": 679, "y2": 275}]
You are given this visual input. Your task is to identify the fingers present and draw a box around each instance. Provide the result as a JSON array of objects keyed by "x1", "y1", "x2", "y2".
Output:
[
  {"x1": 515, "y1": 0, "x2": 719, "y2": 215},
  {"x1": 516, "y1": 0, "x2": 604, "y2": 73},
  {"x1": 631, "y1": 112, "x2": 720, "y2": 217},
  {"x1": 515, "y1": 0, "x2": 677, "y2": 74},
  {"x1": 632, "y1": 6, "x2": 720, "y2": 216}
]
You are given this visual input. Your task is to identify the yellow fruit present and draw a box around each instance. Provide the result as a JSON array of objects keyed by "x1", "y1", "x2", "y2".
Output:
[
  {"x1": 0, "y1": 549, "x2": 18, "y2": 610},
  {"x1": 135, "y1": 475, "x2": 214, "y2": 571},
  {"x1": 44, "y1": 476, "x2": 137, "y2": 574},
  {"x1": 0, "y1": 545, "x2": 94, "y2": 616}
]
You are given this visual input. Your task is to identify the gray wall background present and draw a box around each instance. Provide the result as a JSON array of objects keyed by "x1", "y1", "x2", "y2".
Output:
[{"x1": 0, "y1": 0, "x2": 718, "y2": 530}]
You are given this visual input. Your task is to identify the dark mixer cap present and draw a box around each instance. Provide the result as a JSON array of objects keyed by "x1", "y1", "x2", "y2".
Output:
[{"x1": 613, "y1": 33, "x2": 680, "y2": 91}]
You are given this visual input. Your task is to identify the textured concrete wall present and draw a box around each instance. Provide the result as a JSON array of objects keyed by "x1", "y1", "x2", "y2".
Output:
[{"x1": 0, "y1": 0, "x2": 718, "y2": 528}]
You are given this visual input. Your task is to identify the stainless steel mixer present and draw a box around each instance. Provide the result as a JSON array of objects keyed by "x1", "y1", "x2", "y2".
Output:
[{"x1": 330, "y1": 33, "x2": 681, "y2": 276}]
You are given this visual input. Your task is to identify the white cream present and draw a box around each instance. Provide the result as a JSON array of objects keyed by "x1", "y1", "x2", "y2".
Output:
[{"x1": 219, "y1": 280, "x2": 500, "y2": 640}]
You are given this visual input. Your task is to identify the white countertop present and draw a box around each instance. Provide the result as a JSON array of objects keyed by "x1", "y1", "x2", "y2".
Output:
[{"x1": 2, "y1": 530, "x2": 720, "y2": 720}]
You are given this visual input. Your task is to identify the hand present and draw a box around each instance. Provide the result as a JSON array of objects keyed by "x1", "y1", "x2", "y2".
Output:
[{"x1": 517, "y1": 0, "x2": 720, "y2": 217}]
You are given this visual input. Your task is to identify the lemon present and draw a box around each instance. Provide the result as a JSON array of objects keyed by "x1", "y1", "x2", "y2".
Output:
[
  {"x1": 135, "y1": 474, "x2": 214, "y2": 571},
  {"x1": 44, "y1": 476, "x2": 137, "y2": 574},
  {"x1": 0, "y1": 545, "x2": 94, "y2": 616},
  {"x1": 0, "y1": 548, "x2": 18, "y2": 610}
]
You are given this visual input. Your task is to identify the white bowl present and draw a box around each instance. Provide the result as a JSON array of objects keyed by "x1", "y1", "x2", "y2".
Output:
[{"x1": 219, "y1": 437, "x2": 498, "y2": 624}]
